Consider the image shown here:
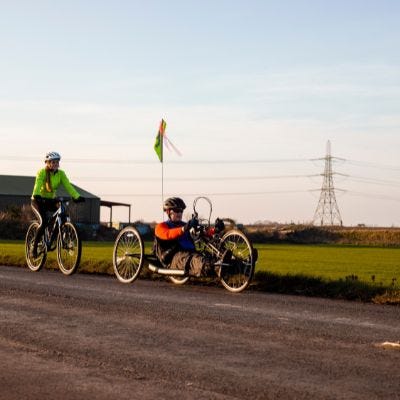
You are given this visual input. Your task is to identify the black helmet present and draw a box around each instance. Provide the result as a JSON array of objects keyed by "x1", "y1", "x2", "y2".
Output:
[{"x1": 163, "y1": 197, "x2": 186, "y2": 211}]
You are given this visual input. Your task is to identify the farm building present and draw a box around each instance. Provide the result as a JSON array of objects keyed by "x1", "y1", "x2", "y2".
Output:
[{"x1": 0, "y1": 174, "x2": 131, "y2": 226}]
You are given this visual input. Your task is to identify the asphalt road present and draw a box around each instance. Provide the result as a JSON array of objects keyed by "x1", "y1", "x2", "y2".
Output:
[{"x1": 0, "y1": 265, "x2": 399, "y2": 400}]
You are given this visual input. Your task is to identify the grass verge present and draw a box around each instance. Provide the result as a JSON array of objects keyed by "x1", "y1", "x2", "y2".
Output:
[{"x1": 1, "y1": 240, "x2": 399, "y2": 304}]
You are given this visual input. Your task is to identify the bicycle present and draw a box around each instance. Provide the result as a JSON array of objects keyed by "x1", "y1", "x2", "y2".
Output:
[
  {"x1": 112, "y1": 196, "x2": 257, "y2": 293},
  {"x1": 25, "y1": 198, "x2": 82, "y2": 275}
]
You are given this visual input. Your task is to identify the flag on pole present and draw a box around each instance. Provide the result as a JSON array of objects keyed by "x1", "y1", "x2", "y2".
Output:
[{"x1": 154, "y1": 119, "x2": 166, "y2": 162}]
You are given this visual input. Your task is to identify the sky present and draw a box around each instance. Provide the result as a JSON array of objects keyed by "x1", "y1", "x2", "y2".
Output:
[{"x1": 0, "y1": 0, "x2": 399, "y2": 226}]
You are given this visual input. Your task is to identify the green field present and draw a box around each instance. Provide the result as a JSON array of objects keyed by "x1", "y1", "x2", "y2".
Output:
[
  {"x1": 1, "y1": 240, "x2": 399, "y2": 303},
  {"x1": 256, "y1": 243, "x2": 400, "y2": 287}
]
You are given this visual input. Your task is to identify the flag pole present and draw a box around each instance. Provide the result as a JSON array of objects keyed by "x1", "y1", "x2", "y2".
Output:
[
  {"x1": 153, "y1": 118, "x2": 170, "y2": 220},
  {"x1": 161, "y1": 158, "x2": 164, "y2": 220}
]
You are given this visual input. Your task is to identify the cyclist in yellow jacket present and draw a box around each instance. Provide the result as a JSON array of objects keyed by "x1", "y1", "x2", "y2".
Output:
[{"x1": 31, "y1": 151, "x2": 84, "y2": 258}]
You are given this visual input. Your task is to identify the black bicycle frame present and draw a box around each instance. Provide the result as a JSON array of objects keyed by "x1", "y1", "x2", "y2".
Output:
[{"x1": 43, "y1": 200, "x2": 69, "y2": 249}]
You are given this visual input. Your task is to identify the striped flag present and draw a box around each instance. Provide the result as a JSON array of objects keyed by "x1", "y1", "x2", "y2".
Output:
[{"x1": 154, "y1": 119, "x2": 166, "y2": 162}]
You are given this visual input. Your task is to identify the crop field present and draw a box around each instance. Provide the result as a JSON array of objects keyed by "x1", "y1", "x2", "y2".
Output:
[
  {"x1": 1, "y1": 240, "x2": 399, "y2": 302},
  {"x1": 255, "y1": 243, "x2": 400, "y2": 287}
]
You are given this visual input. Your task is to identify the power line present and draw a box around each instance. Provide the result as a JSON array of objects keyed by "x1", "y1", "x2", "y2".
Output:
[
  {"x1": 72, "y1": 174, "x2": 319, "y2": 182},
  {"x1": 98, "y1": 190, "x2": 308, "y2": 197},
  {"x1": 346, "y1": 191, "x2": 400, "y2": 202},
  {"x1": 98, "y1": 189, "x2": 400, "y2": 201},
  {"x1": 345, "y1": 176, "x2": 400, "y2": 188},
  {"x1": 2, "y1": 154, "x2": 400, "y2": 171},
  {"x1": 346, "y1": 159, "x2": 400, "y2": 171},
  {"x1": 69, "y1": 173, "x2": 399, "y2": 187},
  {"x1": 0, "y1": 155, "x2": 309, "y2": 164}
]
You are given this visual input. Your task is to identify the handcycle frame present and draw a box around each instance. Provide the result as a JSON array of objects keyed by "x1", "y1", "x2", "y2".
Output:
[
  {"x1": 25, "y1": 197, "x2": 82, "y2": 275},
  {"x1": 112, "y1": 197, "x2": 257, "y2": 293}
]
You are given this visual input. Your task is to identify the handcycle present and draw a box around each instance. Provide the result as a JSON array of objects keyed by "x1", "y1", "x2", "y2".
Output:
[
  {"x1": 112, "y1": 196, "x2": 257, "y2": 293},
  {"x1": 25, "y1": 197, "x2": 82, "y2": 275}
]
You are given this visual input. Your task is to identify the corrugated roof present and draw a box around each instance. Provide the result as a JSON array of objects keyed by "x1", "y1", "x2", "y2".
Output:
[{"x1": 0, "y1": 175, "x2": 99, "y2": 199}]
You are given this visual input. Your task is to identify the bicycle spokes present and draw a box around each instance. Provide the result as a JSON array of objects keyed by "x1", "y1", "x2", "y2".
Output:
[
  {"x1": 25, "y1": 222, "x2": 47, "y2": 271},
  {"x1": 219, "y1": 230, "x2": 255, "y2": 293},
  {"x1": 57, "y1": 222, "x2": 81, "y2": 275},
  {"x1": 113, "y1": 227, "x2": 144, "y2": 283}
]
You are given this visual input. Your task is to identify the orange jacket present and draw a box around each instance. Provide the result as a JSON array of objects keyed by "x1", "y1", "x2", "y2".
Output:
[{"x1": 155, "y1": 221, "x2": 184, "y2": 240}]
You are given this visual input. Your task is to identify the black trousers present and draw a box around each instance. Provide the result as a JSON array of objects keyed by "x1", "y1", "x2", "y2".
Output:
[{"x1": 31, "y1": 198, "x2": 59, "y2": 249}]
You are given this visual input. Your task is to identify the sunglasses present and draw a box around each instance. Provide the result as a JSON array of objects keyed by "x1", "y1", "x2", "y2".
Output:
[{"x1": 171, "y1": 208, "x2": 183, "y2": 213}]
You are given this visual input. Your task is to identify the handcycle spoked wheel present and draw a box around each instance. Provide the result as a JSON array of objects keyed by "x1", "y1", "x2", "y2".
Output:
[
  {"x1": 57, "y1": 222, "x2": 81, "y2": 275},
  {"x1": 113, "y1": 226, "x2": 144, "y2": 283},
  {"x1": 25, "y1": 222, "x2": 47, "y2": 271},
  {"x1": 219, "y1": 229, "x2": 255, "y2": 293}
]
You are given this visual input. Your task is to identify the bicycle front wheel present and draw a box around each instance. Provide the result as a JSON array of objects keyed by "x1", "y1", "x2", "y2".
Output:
[
  {"x1": 57, "y1": 222, "x2": 81, "y2": 275},
  {"x1": 25, "y1": 222, "x2": 47, "y2": 271},
  {"x1": 219, "y1": 229, "x2": 255, "y2": 293},
  {"x1": 113, "y1": 226, "x2": 144, "y2": 283}
]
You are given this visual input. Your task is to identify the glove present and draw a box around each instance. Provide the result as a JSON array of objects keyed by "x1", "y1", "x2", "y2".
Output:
[
  {"x1": 214, "y1": 218, "x2": 225, "y2": 233},
  {"x1": 184, "y1": 217, "x2": 199, "y2": 232},
  {"x1": 33, "y1": 195, "x2": 43, "y2": 204},
  {"x1": 73, "y1": 196, "x2": 85, "y2": 203}
]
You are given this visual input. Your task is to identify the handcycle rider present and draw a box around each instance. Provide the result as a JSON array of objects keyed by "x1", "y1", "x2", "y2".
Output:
[
  {"x1": 31, "y1": 151, "x2": 85, "y2": 258},
  {"x1": 154, "y1": 197, "x2": 217, "y2": 277}
]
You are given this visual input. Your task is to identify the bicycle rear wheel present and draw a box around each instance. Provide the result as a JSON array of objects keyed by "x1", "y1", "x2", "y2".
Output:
[
  {"x1": 219, "y1": 229, "x2": 255, "y2": 293},
  {"x1": 25, "y1": 222, "x2": 47, "y2": 271},
  {"x1": 57, "y1": 222, "x2": 81, "y2": 275},
  {"x1": 113, "y1": 226, "x2": 144, "y2": 283}
]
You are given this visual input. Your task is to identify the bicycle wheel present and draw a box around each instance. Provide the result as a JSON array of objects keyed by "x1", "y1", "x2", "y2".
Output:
[
  {"x1": 219, "y1": 229, "x2": 255, "y2": 293},
  {"x1": 25, "y1": 222, "x2": 47, "y2": 271},
  {"x1": 113, "y1": 226, "x2": 144, "y2": 283},
  {"x1": 57, "y1": 222, "x2": 81, "y2": 275},
  {"x1": 169, "y1": 276, "x2": 190, "y2": 285}
]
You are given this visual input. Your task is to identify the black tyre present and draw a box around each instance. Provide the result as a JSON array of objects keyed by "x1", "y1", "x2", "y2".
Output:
[
  {"x1": 25, "y1": 222, "x2": 47, "y2": 271},
  {"x1": 113, "y1": 226, "x2": 144, "y2": 283},
  {"x1": 219, "y1": 229, "x2": 255, "y2": 293},
  {"x1": 57, "y1": 222, "x2": 81, "y2": 275}
]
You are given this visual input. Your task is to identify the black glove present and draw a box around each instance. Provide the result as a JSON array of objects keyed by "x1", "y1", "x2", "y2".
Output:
[
  {"x1": 33, "y1": 195, "x2": 43, "y2": 204},
  {"x1": 214, "y1": 218, "x2": 225, "y2": 233},
  {"x1": 184, "y1": 217, "x2": 199, "y2": 232},
  {"x1": 73, "y1": 196, "x2": 85, "y2": 203}
]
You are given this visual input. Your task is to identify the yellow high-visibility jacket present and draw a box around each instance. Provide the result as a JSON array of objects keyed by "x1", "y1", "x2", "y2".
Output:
[{"x1": 31, "y1": 168, "x2": 80, "y2": 200}]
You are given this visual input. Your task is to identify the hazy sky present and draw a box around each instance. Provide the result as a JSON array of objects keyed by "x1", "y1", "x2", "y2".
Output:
[{"x1": 1, "y1": 0, "x2": 399, "y2": 226}]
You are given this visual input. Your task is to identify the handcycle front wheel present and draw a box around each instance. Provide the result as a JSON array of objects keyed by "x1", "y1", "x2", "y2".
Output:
[
  {"x1": 25, "y1": 222, "x2": 47, "y2": 271},
  {"x1": 219, "y1": 229, "x2": 255, "y2": 293},
  {"x1": 57, "y1": 222, "x2": 81, "y2": 275},
  {"x1": 113, "y1": 226, "x2": 144, "y2": 283}
]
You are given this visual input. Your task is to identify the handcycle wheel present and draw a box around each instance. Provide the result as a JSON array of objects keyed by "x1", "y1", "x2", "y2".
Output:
[
  {"x1": 57, "y1": 222, "x2": 81, "y2": 275},
  {"x1": 169, "y1": 276, "x2": 190, "y2": 285},
  {"x1": 25, "y1": 222, "x2": 47, "y2": 271},
  {"x1": 219, "y1": 229, "x2": 255, "y2": 293},
  {"x1": 113, "y1": 226, "x2": 144, "y2": 283}
]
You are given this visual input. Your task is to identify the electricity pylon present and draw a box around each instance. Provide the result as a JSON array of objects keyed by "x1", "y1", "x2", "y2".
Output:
[{"x1": 312, "y1": 141, "x2": 344, "y2": 226}]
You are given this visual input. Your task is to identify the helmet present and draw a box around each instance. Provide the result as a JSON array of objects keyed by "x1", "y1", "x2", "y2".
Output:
[
  {"x1": 45, "y1": 151, "x2": 61, "y2": 161},
  {"x1": 163, "y1": 197, "x2": 186, "y2": 211}
]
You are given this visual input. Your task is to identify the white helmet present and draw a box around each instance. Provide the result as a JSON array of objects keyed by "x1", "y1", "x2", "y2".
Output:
[{"x1": 45, "y1": 151, "x2": 61, "y2": 161}]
